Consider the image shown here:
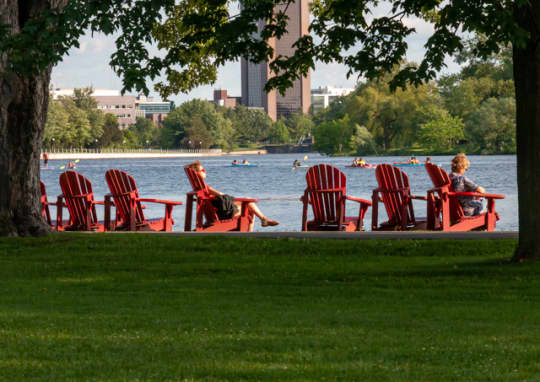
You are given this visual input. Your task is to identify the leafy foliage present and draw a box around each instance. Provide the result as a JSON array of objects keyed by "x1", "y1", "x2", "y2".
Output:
[
  {"x1": 160, "y1": 99, "x2": 227, "y2": 148},
  {"x1": 268, "y1": 121, "x2": 290, "y2": 144},
  {"x1": 466, "y1": 97, "x2": 516, "y2": 154},
  {"x1": 44, "y1": 97, "x2": 120, "y2": 150},
  {"x1": 313, "y1": 116, "x2": 355, "y2": 155},
  {"x1": 311, "y1": 49, "x2": 516, "y2": 155},
  {"x1": 418, "y1": 107, "x2": 465, "y2": 152}
]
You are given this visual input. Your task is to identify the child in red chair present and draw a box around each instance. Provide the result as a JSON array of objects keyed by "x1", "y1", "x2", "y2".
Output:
[{"x1": 449, "y1": 154, "x2": 486, "y2": 216}]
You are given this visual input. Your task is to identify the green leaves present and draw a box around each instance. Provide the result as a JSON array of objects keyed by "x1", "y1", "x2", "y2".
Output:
[
  {"x1": 1, "y1": 0, "x2": 530, "y2": 105},
  {"x1": 418, "y1": 107, "x2": 464, "y2": 152}
]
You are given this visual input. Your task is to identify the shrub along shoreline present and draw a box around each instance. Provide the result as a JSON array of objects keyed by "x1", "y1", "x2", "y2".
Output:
[{"x1": 0, "y1": 234, "x2": 537, "y2": 381}]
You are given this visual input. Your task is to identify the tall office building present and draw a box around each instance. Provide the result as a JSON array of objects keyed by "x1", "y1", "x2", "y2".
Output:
[{"x1": 241, "y1": 0, "x2": 310, "y2": 121}]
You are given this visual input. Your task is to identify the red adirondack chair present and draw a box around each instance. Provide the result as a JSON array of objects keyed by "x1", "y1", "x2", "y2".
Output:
[
  {"x1": 40, "y1": 180, "x2": 70, "y2": 230},
  {"x1": 372, "y1": 164, "x2": 429, "y2": 230},
  {"x1": 105, "y1": 169, "x2": 182, "y2": 231},
  {"x1": 301, "y1": 164, "x2": 372, "y2": 231},
  {"x1": 425, "y1": 163, "x2": 504, "y2": 231},
  {"x1": 58, "y1": 171, "x2": 107, "y2": 231},
  {"x1": 184, "y1": 166, "x2": 257, "y2": 232}
]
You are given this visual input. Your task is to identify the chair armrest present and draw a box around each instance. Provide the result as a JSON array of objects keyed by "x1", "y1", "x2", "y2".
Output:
[
  {"x1": 234, "y1": 197, "x2": 258, "y2": 203},
  {"x1": 410, "y1": 195, "x2": 428, "y2": 201},
  {"x1": 345, "y1": 195, "x2": 373, "y2": 206},
  {"x1": 305, "y1": 188, "x2": 344, "y2": 193},
  {"x1": 137, "y1": 198, "x2": 183, "y2": 206},
  {"x1": 373, "y1": 187, "x2": 409, "y2": 194},
  {"x1": 448, "y1": 191, "x2": 505, "y2": 199},
  {"x1": 93, "y1": 201, "x2": 105, "y2": 205}
]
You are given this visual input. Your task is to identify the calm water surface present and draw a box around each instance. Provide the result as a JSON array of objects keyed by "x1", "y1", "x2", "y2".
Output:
[{"x1": 40, "y1": 153, "x2": 518, "y2": 232}]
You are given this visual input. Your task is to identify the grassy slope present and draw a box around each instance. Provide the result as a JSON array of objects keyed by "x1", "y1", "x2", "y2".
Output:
[{"x1": 0, "y1": 234, "x2": 538, "y2": 381}]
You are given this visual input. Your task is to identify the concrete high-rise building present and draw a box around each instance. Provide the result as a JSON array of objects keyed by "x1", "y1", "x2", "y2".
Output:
[{"x1": 241, "y1": 0, "x2": 310, "y2": 121}]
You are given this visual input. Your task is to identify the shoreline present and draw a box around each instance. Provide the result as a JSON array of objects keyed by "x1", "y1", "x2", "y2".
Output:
[{"x1": 45, "y1": 150, "x2": 267, "y2": 160}]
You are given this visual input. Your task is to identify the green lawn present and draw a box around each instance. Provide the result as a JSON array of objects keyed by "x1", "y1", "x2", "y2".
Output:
[{"x1": 0, "y1": 234, "x2": 538, "y2": 381}]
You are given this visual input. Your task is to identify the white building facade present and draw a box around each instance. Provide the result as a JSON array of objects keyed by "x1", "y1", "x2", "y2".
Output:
[{"x1": 311, "y1": 86, "x2": 355, "y2": 112}]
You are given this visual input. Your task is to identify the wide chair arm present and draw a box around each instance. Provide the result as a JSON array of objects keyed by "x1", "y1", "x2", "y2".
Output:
[
  {"x1": 447, "y1": 191, "x2": 505, "y2": 199},
  {"x1": 345, "y1": 195, "x2": 373, "y2": 206},
  {"x1": 306, "y1": 187, "x2": 344, "y2": 193},
  {"x1": 137, "y1": 198, "x2": 183, "y2": 206},
  {"x1": 345, "y1": 195, "x2": 372, "y2": 232},
  {"x1": 372, "y1": 187, "x2": 409, "y2": 194}
]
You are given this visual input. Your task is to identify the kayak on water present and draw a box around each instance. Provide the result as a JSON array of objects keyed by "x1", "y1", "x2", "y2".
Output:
[
  {"x1": 393, "y1": 162, "x2": 425, "y2": 167},
  {"x1": 345, "y1": 164, "x2": 376, "y2": 168},
  {"x1": 231, "y1": 163, "x2": 259, "y2": 167}
]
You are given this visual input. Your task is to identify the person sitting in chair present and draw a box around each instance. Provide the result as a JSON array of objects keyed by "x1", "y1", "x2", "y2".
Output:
[
  {"x1": 449, "y1": 153, "x2": 486, "y2": 216},
  {"x1": 185, "y1": 161, "x2": 279, "y2": 228}
]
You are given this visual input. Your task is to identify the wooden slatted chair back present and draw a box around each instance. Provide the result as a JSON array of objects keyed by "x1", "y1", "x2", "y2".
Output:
[
  {"x1": 105, "y1": 169, "x2": 146, "y2": 226},
  {"x1": 184, "y1": 166, "x2": 219, "y2": 224},
  {"x1": 375, "y1": 164, "x2": 415, "y2": 226},
  {"x1": 425, "y1": 162, "x2": 464, "y2": 222},
  {"x1": 184, "y1": 167, "x2": 210, "y2": 194},
  {"x1": 40, "y1": 180, "x2": 52, "y2": 226},
  {"x1": 59, "y1": 171, "x2": 99, "y2": 228},
  {"x1": 305, "y1": 164, "x2": 346, "y2": 225}
]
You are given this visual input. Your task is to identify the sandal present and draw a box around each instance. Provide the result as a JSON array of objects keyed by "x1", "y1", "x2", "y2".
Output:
[{"x1": 261, "y1": 219, "x2": 279, "y2": 227}]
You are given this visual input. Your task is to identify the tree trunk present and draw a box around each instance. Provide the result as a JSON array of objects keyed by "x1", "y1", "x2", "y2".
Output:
[
  {"x1": 0, "y1": 1, "x2": 56, "y2": 236},
  {"x1": 512, "y1": 3, "x2": 540, "y2": 261}
]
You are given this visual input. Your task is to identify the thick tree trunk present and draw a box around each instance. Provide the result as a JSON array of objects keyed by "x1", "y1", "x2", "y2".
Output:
[
  {"x1": 0, "y1": 1, "x2": 56, "y2": 236},
  {"x1": 0, "y1": 69, "x2": 52, "y2": 237},
  {"x1": 512, "y1": 3, "x2": 540, "y2": 261}
]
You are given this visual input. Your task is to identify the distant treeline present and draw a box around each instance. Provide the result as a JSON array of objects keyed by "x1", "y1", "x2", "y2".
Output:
[
  {"x1": 43, "y1": 89, "x2": 313, "y2": 152},
  {"x1": 312, "y1": 40, "x2": 515, "y2": 156},
  {"x1": 44, "y1": 39, "x2": 515, "y2": 156}
]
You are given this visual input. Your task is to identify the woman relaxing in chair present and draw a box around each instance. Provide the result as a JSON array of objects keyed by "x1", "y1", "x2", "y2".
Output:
[
  {"x1": 186, "y1": 161, "x2": 279, "y2": 227},
  {"x1": 450, "y1": 153, "x2": 486, "y2": 216}
]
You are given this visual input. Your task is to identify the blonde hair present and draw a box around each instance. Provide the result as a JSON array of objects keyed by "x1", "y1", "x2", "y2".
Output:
[
  {"x1": 185, "y1": 160, "x2": 202, "y2": 170},
  {"x1": 451, "y1": 153, "x2": 470, "y2": 173}
]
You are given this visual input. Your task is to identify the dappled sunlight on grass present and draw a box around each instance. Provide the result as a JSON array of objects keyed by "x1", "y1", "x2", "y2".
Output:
[{"x1": 0, "y1": 234, "x2": 538, "y2": 380}]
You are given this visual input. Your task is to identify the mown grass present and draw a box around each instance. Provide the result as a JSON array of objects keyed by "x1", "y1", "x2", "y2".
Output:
[{"x1": 0, "y1": 234, "x2": 538, "y2": 381}]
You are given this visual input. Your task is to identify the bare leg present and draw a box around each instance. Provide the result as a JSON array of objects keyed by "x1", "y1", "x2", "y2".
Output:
[
  {"x1": 233, "y1": 201, "x2": 279, "y2": 227},
  {"x1": 233, "y1": 201, "x2": 264, "y2": 220}
]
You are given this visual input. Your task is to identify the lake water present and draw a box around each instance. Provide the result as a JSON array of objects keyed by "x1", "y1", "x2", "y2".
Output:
[{"x1": 40, "y1": 153, "x2": 518, "y2": 232}]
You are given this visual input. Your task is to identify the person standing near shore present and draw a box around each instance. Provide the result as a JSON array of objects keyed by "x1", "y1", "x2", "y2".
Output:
[{"x1": 42, "y1": 152, "x2": 49, "y2": 168}]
